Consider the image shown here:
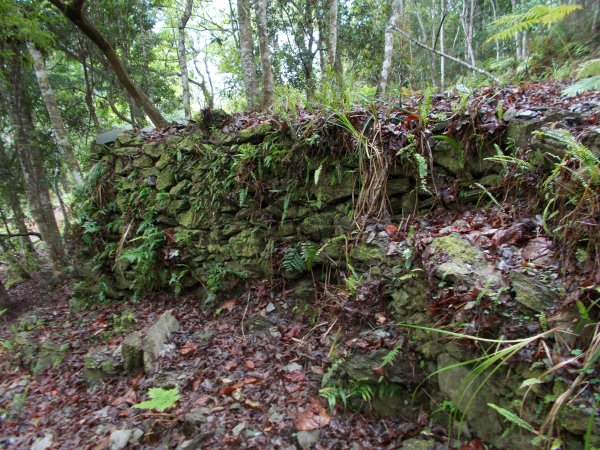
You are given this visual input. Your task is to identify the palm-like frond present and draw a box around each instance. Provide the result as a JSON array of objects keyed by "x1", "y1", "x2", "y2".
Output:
[{"x1": 487, "y1": 5, "x2": 582, "y2": 42}]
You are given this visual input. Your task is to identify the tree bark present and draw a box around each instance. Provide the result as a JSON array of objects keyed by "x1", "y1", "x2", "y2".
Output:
[
  {"x1": 0, "y1": 140, "x2": 36, "y2": 254},
  {"x1": 460, "y1": 0, "x2": 476, "y2": 66},
  {"x1": 327, "y1": 0, "x2": 337, "y2": 71},
  {"x1": 237, "y1": 0, "x2": 258, "y2": 111},
  {"x1": 377, "y1": 0, "x2": 402, "y2": 96},
  {"x1": 0, "y1": 50, "x2": 67, "y2": 271},
  {"x1": 0, "y1": 279, "x2": 11, "y2": 310},
  {"x1": 27, "y1": 42, "x2": 83, "y2": 187},
  {"x1": 440, "y1": 0, "x2": 446, "y2": 89},
  {"x1": 178, "y1": 0, "x2": 194, "y2": 119},
  {"x1": 48, "y1": 0, "x2": 169, "y2": 128},
  {"x1": 255, "y1": 0, "x2": 274, "y2": 110}
]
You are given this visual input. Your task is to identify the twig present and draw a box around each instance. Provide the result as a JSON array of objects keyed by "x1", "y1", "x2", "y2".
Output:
[
  {"x1": 240, "y1": 292, "x2": 251, "y2": 341},
  {"x1": 394, "y1": 26, "x2": 501, "y2": 84}
]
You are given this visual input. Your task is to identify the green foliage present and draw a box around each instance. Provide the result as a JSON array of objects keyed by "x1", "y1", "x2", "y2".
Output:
[
  {"x1": 132, "y1": 387, "x2": 180, "y2": 412},
  {"x1": 487, "y1": 403, "x2": 536, "y2": 434},
  {"x1": 487, "y1": 5, "x2": 582, "y2": 42},
  {"x1": 563, "y1": 58, "x2": 600, "y2": 95}
]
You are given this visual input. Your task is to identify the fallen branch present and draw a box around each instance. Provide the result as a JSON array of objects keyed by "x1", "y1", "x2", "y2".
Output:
[
  {"x1": 0, "y1": 232, "x2": 42, "y2": 239},
  {"x1": 394, "y1": 26, "x2": 501, "y2": 84}
]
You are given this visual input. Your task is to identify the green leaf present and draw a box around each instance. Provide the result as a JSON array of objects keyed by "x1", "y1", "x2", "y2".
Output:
[
  {"x1": 132, "y1": 387, "x2": 180, "y2": 412},
  {"x1": 519, "y1": 378, "x2": 543, "y2": 389},
  {"x1": 487, "y1": 403, "x2": 536, "y2": 434}
]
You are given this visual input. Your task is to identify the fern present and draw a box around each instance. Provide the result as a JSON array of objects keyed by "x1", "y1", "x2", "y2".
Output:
[
  {"x1": 381, "y1": 344, "x2": 402, "y2": 368},
  {"x1": 132, "y1": 387, "x2": 180, "y2": 412},
  {"x1": 281, "y1": 247, "x2": 305, "y2": 274},
  {"x1": 487, "y1": 5, "x2": 582, "y2": 42},
  {"x1": 300, "y1": 241, "x2": 319, "y2": 270},
  {"x1": 563, "y1": 76, "x2": 600, "y2": 96}
]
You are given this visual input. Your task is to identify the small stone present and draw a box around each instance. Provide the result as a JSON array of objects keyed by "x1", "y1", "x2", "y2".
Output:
[
  {"x1": 232, "y1": 422, "x2": 246, "y2": 437},
  {"x1": 31, "y1": 433, "x2": 53, "y2": 450},
  {"x1": 265, "y1": 303, "x2": 276, "y2": 313},
  {"x1": 109, "y1": 429, "x2": 133, "y2": 450},
  {"x1": 297, "y1": 430, "x2": 320, "y2": 449},
  {"x1": 284, "y1": 362, "x2": 303, "y2": 372}
]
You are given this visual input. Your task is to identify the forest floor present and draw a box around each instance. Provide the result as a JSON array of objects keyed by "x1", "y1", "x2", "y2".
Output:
[
  {"x1": 0, "y1": 264, "x2": 446, "y2": 450},
  {"x1": 1, "y1": 204, "x2": 597, "y2": 450}
]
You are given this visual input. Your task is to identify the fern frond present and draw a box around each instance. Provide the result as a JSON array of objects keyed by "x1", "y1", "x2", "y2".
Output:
[
  {"x1": 562, "y1": 76, "x2": 600, "y2": 96},
  {"x1": 300, "y1": 241, "x2": 319, "y2": 269},
  {"x1": 281, "y1": 247, "x2": 305, "y2": 274},
  {"x1": 487, "y1": 5, "x2": 582, "y2": 42}
]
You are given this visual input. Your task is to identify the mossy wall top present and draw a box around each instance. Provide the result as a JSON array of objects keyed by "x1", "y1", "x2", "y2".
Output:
[{"x1": 78, "y1": 106, "x2": 568, "y2": 298}]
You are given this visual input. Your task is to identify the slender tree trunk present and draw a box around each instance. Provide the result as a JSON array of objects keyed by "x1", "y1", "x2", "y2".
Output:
[
  {"x1": 0, "y1": 140, "x2": 36, "y2": 254},
  {"x1": 460, "y1": 0, "x2": 476, "y2": 67},
  {"x1": 593, "y1": 0, "x2": 599, "y2": 32},
  {"x1": 27, "y1": 42, "x2": 83, "y2": 187},
  {"x1": 327, "y1": 0, "x2": 337, "y2": 71},
  {"x1": 440, "y1": 0, "x2": 446, "y2": 89},
  {"x1": 0, "y1": 279, "x2": 11, "y2": 309},
  {"x1": 511, "y1": 0, "x2": 522, "y2": 60},
  {"x1": 7, "y1": 192, "x2": 36, "y2": 254},
  {"x1": 237, "y1": 0, "x2": 258, "y2": 111},
  {"x1": 82, "y1": 53, "x2": 100, "y2": 129},
  {"x1": 178, "y1": 0, "x2": 194, "y2": 119},
  {"x1": 255, "y1": 0, "x2": 274, "y2": 110},
  {"x1": 0, "y1": 51, "x2": 67, "y2": 271},
  {"x1": 49, "y1": 0, "x2": 169, "y2": 128},
  {"x1": 489, "y1": 0, "x2": 500, "y2": 60},
  {"x1": 377, "y1": 0, "x2": 402, "y2": 96}
]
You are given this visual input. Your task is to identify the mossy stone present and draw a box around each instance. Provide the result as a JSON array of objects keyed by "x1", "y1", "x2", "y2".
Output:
[
  {"x1": 350, "y1": 243, "x2": 388, "y2": 266},
  {"x1": 142, "y1": 143, "x2": 164, "y2": 159},
  {"x1": 155, "y1": 153, "x2": 173, "y2": 170},
  {"x1": 156, "y1": 170, "x2": 175, "y2": 191},
  {"x1": 229, "y1": 229, "x2": 264, "y2": 258},
  {"x1": 133, "y1": 154, "x2": 154, "y2": 169},
  {"x1": 170, "y1": 180, "x2": 191, "y2": 198},
  {"x1": 509, "y1": 271, "x2": 557, "y2": 312},
  {"x1": 297, "y1": 212, "x2": 336, "y2": 239},
  {"x1": 33, "y1": 341, "x2": 70, "y2": 373}
]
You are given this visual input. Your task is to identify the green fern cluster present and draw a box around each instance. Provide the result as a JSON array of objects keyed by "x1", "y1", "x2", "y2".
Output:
[
  {"x1": 487, "y1": 5, "x2": 582, "y2": 42},
  {"x1": 281, "y1": 241, "x2": 320, "y2": 274},
  {"x1": 563, "y1": 58, "x2": 600, "y2": 96}
]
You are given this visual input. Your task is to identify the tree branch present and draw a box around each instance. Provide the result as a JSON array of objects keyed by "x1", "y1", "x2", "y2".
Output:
[
  {"x1": 394, "y1": 26, "x2": 501, "y2": 84},
  {"x1": 0, "y1": 232, "x2": 42, "y2": 239}
]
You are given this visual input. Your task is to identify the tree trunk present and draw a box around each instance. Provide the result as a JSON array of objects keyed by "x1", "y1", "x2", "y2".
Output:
[
  {"x1": 7, "y1": 191, "x2": 36, "y2": 254},
  {"x1": 255, "y1": 0, "x2": 274, "y2": 110},
  {"x1": 0, "y1": 140, "x2": 36, "y2": 254},
  {"x1": 237, "y1": 0, "x2": 258, "y2": 111},
  {"x1": 48, "y1": 0, "x2": 169, "y2": 128},
  {"x1": 178, "y1": 0, "x2": 194, "y2": 119},
  {"x1": 27, "y1": 42, "x2": 83, "y2": 187},
  {"x1": 460, "y1": 0, "x2": 476, "y2": 67},
  {"x1": 327, "y1": 0, "x2": 337, "y2": 71},
  {"x1": 440, "y1": 0, "x2": 446, "y2": 89},
  {"x1": 0, "y1": 50, "x2": 67, "y2": 271},
  {"x1": 377, "y1": 0, "x2": 402, "y2": 96},
  {"x1": 0, "y1": 279, "x2": 11, "y2": 310}
]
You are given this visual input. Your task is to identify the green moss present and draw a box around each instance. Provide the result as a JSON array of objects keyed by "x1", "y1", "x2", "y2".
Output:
[
  {"x1": 228, "y1": 228, "x2": 265, "y2": 258},
  {"x1": 156, "y1": 170, "x2": 175, "y2": 191}
]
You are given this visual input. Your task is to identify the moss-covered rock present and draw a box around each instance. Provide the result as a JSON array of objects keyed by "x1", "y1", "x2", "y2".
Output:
[
  {"x1": 156, "y1": 170, "x2": 175, "y2": 191},
  {"x1": 426, "y1": 233, "x2": 502, "y2": 289},
  {"x1": 155, "y1": 152, "x2": 174, "y2": 170},
  {"x1": 132, "y1": 154, "x2": 154, "y2": 169},
  {"x1": 228, "y1": 228, "x2": 265, "y2": 258},
  {"x1": 297, "y1": 212, "x2": 336, "y2": 239},
  {"x1": 169, "y1": 180, "x2": 191, "y2": 198},
  {"x1": 142, "y1": 143, "x2": 164, "y2": 159},
  {"x1": 33, "y1": 341, "x2": 70, "y2": 373},
  {"x1": 83, "y1": 346, "x2": 123, "y2": 382},
  {"x1": 434, "y1": 140, "x2": 464, "y2": 175},
  {"x1": 350, "y1": 243, "x2": 388, "y2": 266},
  {"x1": 509, "y1": 270, "x2": 558, "y2": 312}
]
